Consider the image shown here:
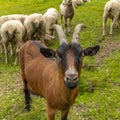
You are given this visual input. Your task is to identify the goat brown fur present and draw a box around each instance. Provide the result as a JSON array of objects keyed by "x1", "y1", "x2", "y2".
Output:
[{"x1": 19, "y1": 24, "x2": 99, "y2": 120}]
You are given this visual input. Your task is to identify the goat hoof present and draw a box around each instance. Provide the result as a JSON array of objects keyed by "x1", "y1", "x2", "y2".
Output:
[{"x1": 24, "y1": 105, "x2": 31, "y2": 111}]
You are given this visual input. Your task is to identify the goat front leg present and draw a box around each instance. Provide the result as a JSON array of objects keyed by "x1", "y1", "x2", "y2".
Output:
[
  {"x1": 61, "y1": 107, "x2": 70, "y2": 120},
  {"x1": 46, "y1": 105, "x2": 55, "y2": 120}
]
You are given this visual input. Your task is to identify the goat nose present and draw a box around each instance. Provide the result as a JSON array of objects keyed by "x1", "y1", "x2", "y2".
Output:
[
  {"x1": 64, "y1": 73, "x2": 79, "y2": 89},
  {"x1": 66, "y1": 73, "x2": 78, "y2": 81}
]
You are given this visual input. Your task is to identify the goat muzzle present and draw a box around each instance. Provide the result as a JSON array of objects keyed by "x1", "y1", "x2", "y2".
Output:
[{"x1": 64, "y1": 72, "x2": 79, "y2": 89}]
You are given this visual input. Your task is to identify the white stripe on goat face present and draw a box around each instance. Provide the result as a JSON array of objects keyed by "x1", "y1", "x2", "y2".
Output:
[{"x1": 65, "y1": 67, "x2": 78, "y2": 79}]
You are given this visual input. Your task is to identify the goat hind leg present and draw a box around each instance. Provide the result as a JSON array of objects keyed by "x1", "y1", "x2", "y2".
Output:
[{"x1": 24, "y1": 79, "x2": 32, "y2": 111}]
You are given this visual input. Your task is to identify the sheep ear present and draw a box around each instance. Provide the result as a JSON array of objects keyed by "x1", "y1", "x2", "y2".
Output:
[
  {"x1": 40, "y1": 47, "x2": 56, "y2": 58},
  {"x1": 83, "y1": 45, "x2": 100, "y2": 56}
]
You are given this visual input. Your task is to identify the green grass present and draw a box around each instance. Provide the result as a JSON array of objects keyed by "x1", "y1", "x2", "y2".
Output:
[{"x1": 0, "y1": 0, "x2": 120, "y2": 119}]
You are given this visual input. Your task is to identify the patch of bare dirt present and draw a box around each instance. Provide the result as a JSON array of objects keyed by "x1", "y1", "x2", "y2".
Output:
[{"x1": 95, "y1": 40, "x2": 120, "y2": 66}]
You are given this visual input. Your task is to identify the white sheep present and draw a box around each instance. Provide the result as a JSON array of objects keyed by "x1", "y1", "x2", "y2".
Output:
[
  {"x1": 60, "y1": 0, "x2": 75, "y2": 33},
  {"x1": 0, "y1": 14, "x2": 28, "y2": 54},
  {"x1": 0, "y1": 14, "x2": 28, "y2": 26},
  {"x1": 24, "y1": 13, "x2": 46, "y2": 40},
  {"x1": 72, "y1": 0, "x2": 84, "y2": 6},
  {"x1": 43, "y1": 8, "x2": 59, "y2": 40},
  {"x1": 0, "y1": 20, "x2": 26, "y2": 65},
  {"x1": 103, "y1": 0, "x2": 120, "y2": 36},
  {"x1": 72, "y1": 0, "x2": 91, "y2": 7}
]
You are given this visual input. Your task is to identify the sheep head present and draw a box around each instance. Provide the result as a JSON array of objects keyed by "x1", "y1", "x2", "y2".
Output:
[{"x1": 62, "y1": 0, "x2": 72, "y2": 6}]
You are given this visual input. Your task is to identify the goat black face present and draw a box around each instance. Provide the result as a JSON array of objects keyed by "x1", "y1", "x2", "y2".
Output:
[{"x1": 56, "y1": 43, "x2": 83, "y2": 89}]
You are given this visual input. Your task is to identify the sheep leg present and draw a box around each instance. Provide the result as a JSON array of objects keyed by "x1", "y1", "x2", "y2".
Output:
[
  {"x1": 102, "y1": 14, "x2": 108, "y2": 36},
  {"x1": 60, "y1": 15, "x2": 63, "y2": 27},
  {"x1": 61, "y1": 108, "x2": 70, "y2": 120},
  {"x1": 68, "y1": 18, "x2": 72, "y2": 33},
  {"x1": 3, "y1": 42, "x2": 8, "y2": 64},
  {"x1": 46, "y1": 105, "x2": 55, "y2": 120},
  {"x1": 64, "y1": 18, "x2": 67, "y2": 33},
  {"x1": 14, "y1": 46, "x2": 19, "y2": 65},
  {"x1": 24, "y1": 79, "x2": 31, "y2": 111},
  {"x1": 14, "y1": 37, "x2": 21, "y2": 65},
  {"x1": 115, "y1": 19, "x2": 119, "y2": 28},
  {"x1": 27, "y1": 30, "x2": 33, "y2": 40},
  {"x1": 110, "y1": 16, "x2": 119, "y2": 35},
  {"x1": 10, "y1": 43, "x2": 13, "y2": 56},
  {"x1": 0, "y1": 43, "x2": 4, "y2": 54}
]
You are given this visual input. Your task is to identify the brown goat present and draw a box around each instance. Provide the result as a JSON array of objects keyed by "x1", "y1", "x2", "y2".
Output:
[{"x1": 18, "y1": 23, "x2": 100, "y2": 120}]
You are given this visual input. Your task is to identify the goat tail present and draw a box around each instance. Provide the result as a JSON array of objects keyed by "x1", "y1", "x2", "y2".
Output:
[{"x1": 72, "y1": 23, "x2": 86, "y2": 44}]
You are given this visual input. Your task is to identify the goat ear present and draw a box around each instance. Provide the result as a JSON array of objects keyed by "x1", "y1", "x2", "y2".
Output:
[
  {"x1": 83, "y1": 45, "x2": 100, "y2": 56},
  {"x1": 40, "y1": 47, "x2": 56, "y2": 58}
]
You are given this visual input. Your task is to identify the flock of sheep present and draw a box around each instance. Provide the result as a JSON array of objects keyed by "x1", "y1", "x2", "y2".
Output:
[
  {"x1": 0, "y1": 0, "x2": 120, "y2": 65},
  {"x1": 0, "y1": 9, "x2": 59, "y2": 65},
  {"x1": 1, "y1": 0, "x2": 119, "y2": 119}
]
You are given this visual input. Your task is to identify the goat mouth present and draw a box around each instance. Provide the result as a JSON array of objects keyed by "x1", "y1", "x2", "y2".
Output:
[{"x1": 64, "y1": 81, "x2": 78, "y2": 90}]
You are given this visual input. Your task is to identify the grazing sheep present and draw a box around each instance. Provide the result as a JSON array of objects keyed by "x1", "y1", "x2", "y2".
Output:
[
  {"x1": 18, "y1": 23, "x2": 100, "y2": 120},
  {"x1": 60, "y1": 0, "x2": 75, "y2": 33},
  {"x1": 102, "y1": 0, "x2": 120, "y2": 36},
  {"x1": 43, "y1": 8, "x2": 59, "y2": 40},
  {"x1": 72, "y1": 0, "x2": 91, "y2": 7},
  {"x1": 72, "y1": 0, "x2": 84, "y2": 6},
  {"x1": 0, "y1": 14, "x2": 28, "y2": 26},
  {"x1": 24, "y1": 13, "x2": 46, "y2": 40},
  {"x1": 1, "y1": 20, "x2": 26, "y2": 65},
  {"x1": 0, "y1": 14, "x2": 28, "y2": 53}
]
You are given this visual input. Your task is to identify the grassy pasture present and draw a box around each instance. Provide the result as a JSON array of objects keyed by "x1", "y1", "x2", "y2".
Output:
[{"x1": 0, "y1": 0, "x2": 120, "y2": 120}]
